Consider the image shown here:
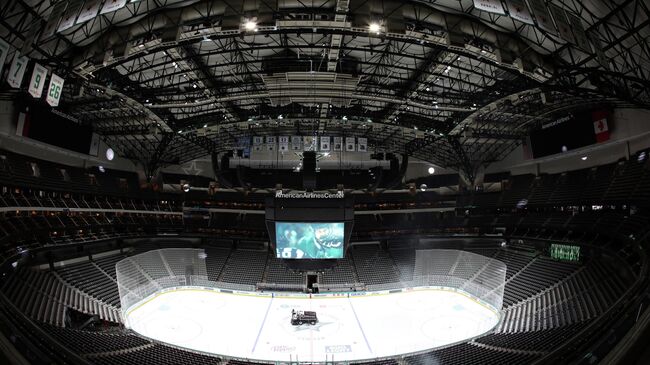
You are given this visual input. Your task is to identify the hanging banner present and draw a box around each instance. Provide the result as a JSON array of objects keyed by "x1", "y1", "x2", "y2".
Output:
[
  {"x1": 7, "y1": 54, "x2": 28, "y2": 88},
  {"x1": 16, "y1": 112, "x2": 29, "y2": 137},
  {"x1": 320, "y1": 136, "x2": 330, "y2": 151},
  {"x1": 266, "y1": 136, "x2": 276, "y2": 152},
  {"x1": 20, "y1": 21, "x2": 41, "y2": 55},
  {"x1": 58, "y1": 1, "x2": 83, "y2": 32},
  {"x1": 89, "y1": 133, "x2": 101, "y2": 156},
  {"x1": 505, "y1": 0, "x2": 534, "y2": 24},
  {"x1": 589, "y1": 31, "x2": 608, "y2": 68},
  {"x1": 279, "y1": 136, "x2": 289, "y2": 152},
  {"x1": 291, "y1": 136, "x2": 302, "y2": 151},
  {"x1": 566, "y1": 12, "x2": 591, "y2": 52},
  {"x1": 46, "y1": 73, "x2": 65, "y2": 107},
  {"x1": 528, "y1": 0, "x2": 556, "y2": 35},
  {"x1": 333, "y1": 137, "x2": 343, "y2": 151},
  {"x1": 252, "y1": 136, "x2": 263, "y2": 145},
  {"x1": 41, "y1": 2, "x2": 68, "y2": 40},
  {"x1": 345, "y1": 137, "x2": 356, "y2": 151},
  {"x1": 303, "y1": 136, "x2": 316, "y2": 151},
  {"x1": 357, "y1": 137, "x2": 368, "y2": 152},
  {"x1": 0, "y1": 39, "x2": 10, "y2": 79},
  {"x1": 77, "y1": 0, "x2": 102, "y2": 24},
  {"x1": 472, "y1": 0, "x2": 506, "y2": 15},
  {"x1": 549, "y1": 5, "x2": 574, "y2": 43},
  {"x1": 100, "y1": 0, "x2": 128, "y2": 15},
  {"x1": 592, "y1": 111, "x2": 610, "y2": 143},
  {"x1": 28, "y1": 63, "x2": 48, "y2": 98}
]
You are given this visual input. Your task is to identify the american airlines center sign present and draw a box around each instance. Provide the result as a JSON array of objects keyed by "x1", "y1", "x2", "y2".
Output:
[{"x1": 275, "y1": 191, "x2": 344, "y2": 199}]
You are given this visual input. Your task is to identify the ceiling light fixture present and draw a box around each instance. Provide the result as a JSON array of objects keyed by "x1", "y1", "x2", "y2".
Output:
[{"x1": 244, "y1": 20, "x2": 257, "y2": 31}]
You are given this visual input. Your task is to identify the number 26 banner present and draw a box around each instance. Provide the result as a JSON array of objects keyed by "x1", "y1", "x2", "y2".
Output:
[{"x1": 46, "y1": 73, "x2": 65, "y2": 107}]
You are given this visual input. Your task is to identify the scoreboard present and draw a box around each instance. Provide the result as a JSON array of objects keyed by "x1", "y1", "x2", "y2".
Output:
[{"x1": 265, "y1": 194, "x2": 354, "y2": 270}]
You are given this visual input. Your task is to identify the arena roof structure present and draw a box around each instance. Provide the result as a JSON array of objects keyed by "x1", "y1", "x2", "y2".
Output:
[{"x1": 1, "y1": 0, "x2": 649, "y2": 179}]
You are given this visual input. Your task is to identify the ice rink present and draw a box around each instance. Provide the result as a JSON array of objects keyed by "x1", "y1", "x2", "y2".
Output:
[{"x1": 125, "y1": 288, "x2": 499, "y2": 362}]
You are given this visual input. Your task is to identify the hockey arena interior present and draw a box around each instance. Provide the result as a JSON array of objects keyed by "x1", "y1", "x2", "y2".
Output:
[{"x1": 0, "y1": 0, "x2": 649, "y2": 364}]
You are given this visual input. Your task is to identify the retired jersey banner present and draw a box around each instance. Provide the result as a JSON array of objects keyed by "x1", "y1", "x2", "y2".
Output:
[
  {"x1": 528, "y1": 0, "x2": 556, "y2": 35},
  {"x1": 506, "y1": 0, "x2": 534, "y2": 24},
  {"x1": 549, "y1": 5, "x2": 574, "y2": 43},
  {"x1": 7, "y1": 54, "x2": 28, "y2": 88},
  {"x1": 333, "y1": 137, "x2": 343, "y2": 151},
  {"x1": 58, "y1": 1, "x2": 83, "y2": 32},
  {"x1": 46, "y1": 73, "x2": 65, "y2": 107},
  {"x1": 100, "y1": 0, "x2": 128, "y2": 15},
  {"x1": 303, "y1": 136, "x2": 316, "y2": 151},
  {"x1": 473, "y1": 0, "x2": 506, "y2": 15},
  {"x1": 28, "y1": 63, "x2": 48, "y2": 98},
  {"x1": 291, "y1": 136, "x2": 301, "y2": 151},
  {"x1": 357, "y1": 137, "x2": 368, "y2": 152},
  {"x1": 0, "y1": 39, "x2": 10, "y2": 79},
  {"x1": 279, "y1": 136, "x2": 289, "y2": 152},
  {"x1": 77, "y1": 0, "x2": 102, "y2": 24},
  {"x1": 345, "y1": 137, "x2": 356, "y2": 151},
  {"x1": 320, "y1": 136, "x2": 330, "y2": 151}
]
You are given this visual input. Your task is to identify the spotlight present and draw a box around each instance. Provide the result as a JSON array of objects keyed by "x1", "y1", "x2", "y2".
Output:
[
  {"x1": 501, "y1": 240, "x2": 507, "y2": 247},
  {"x1": 98, "y1": 166, "x2": 105, "y2": 173},
  {"x1": 182, "y1": 183, "x2": 191, "y2": 193},
  {"x1": 428, "y1": 166, "x2": 435, "y2": 175},
  {"x1": 561, "y1": 145, "x2": 568, "y2": 152},
  {"x1": 420, "y1": 184, "x2": 428, "y2": 191},
  {"x1": 581, "y1": 156, "x2": 588, "y2": 161},
  {"x1": 638, "y1": 151, "x2": 647, "y2": 162},
  {"x1": 106, "y1": 148, "x2": 115, "y2": 161},
  {"x1": 368, "y1": 23, "x2": 381, "y2": 33},
  {"x1": 244, "y1": 20, "x2": 257, "y2": 31}
]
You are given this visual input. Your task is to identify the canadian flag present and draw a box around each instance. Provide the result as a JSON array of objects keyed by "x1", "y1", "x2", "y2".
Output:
[{"x1": 592, "y1": 111, "x2": 610, "y2": 143}]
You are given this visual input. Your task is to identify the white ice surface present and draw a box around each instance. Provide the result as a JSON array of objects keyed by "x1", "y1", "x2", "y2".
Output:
[{"x1": 125, "y1": 288, "x2": 499, "y2": 362}]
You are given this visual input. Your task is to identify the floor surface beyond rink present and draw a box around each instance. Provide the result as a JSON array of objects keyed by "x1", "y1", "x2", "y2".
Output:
[{"x1": 125, "y1": 288, "x2": 500, "y2": 362}]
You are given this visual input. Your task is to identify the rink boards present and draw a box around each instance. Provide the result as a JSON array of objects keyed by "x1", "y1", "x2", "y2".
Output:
[{"x1": 124, "y1": 286, "x2": 500, "y2": 363}]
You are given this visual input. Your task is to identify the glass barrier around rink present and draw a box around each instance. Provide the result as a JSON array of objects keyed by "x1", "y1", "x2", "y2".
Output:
[
  {"x1": 117, "y1": 248, "x2": 507, "y2": 320},
  {"x1": 118, "y1": 248, "x2": 232, "y2": 316},
  {"x1": 366, "y1": 249, "x2": 506, "y2": 311}
]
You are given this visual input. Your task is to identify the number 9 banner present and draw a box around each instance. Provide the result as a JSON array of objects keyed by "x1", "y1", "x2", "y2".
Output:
[
  {"x1": 28, "y1": 63, "x2": 48, "y2": 98},
  {"x1": 46, "y1": 73, "x2": 64, "y2": 107}
]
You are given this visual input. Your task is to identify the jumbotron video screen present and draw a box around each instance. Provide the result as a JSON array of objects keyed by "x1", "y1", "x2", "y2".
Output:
[{"x1": 275, "y1": 222, "x2": 345, "y2": 259}]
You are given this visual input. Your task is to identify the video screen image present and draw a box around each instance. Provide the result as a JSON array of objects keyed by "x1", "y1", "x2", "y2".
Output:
[{"x1": 275, "y1": 222, "x2": 345, "y2": 259}]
